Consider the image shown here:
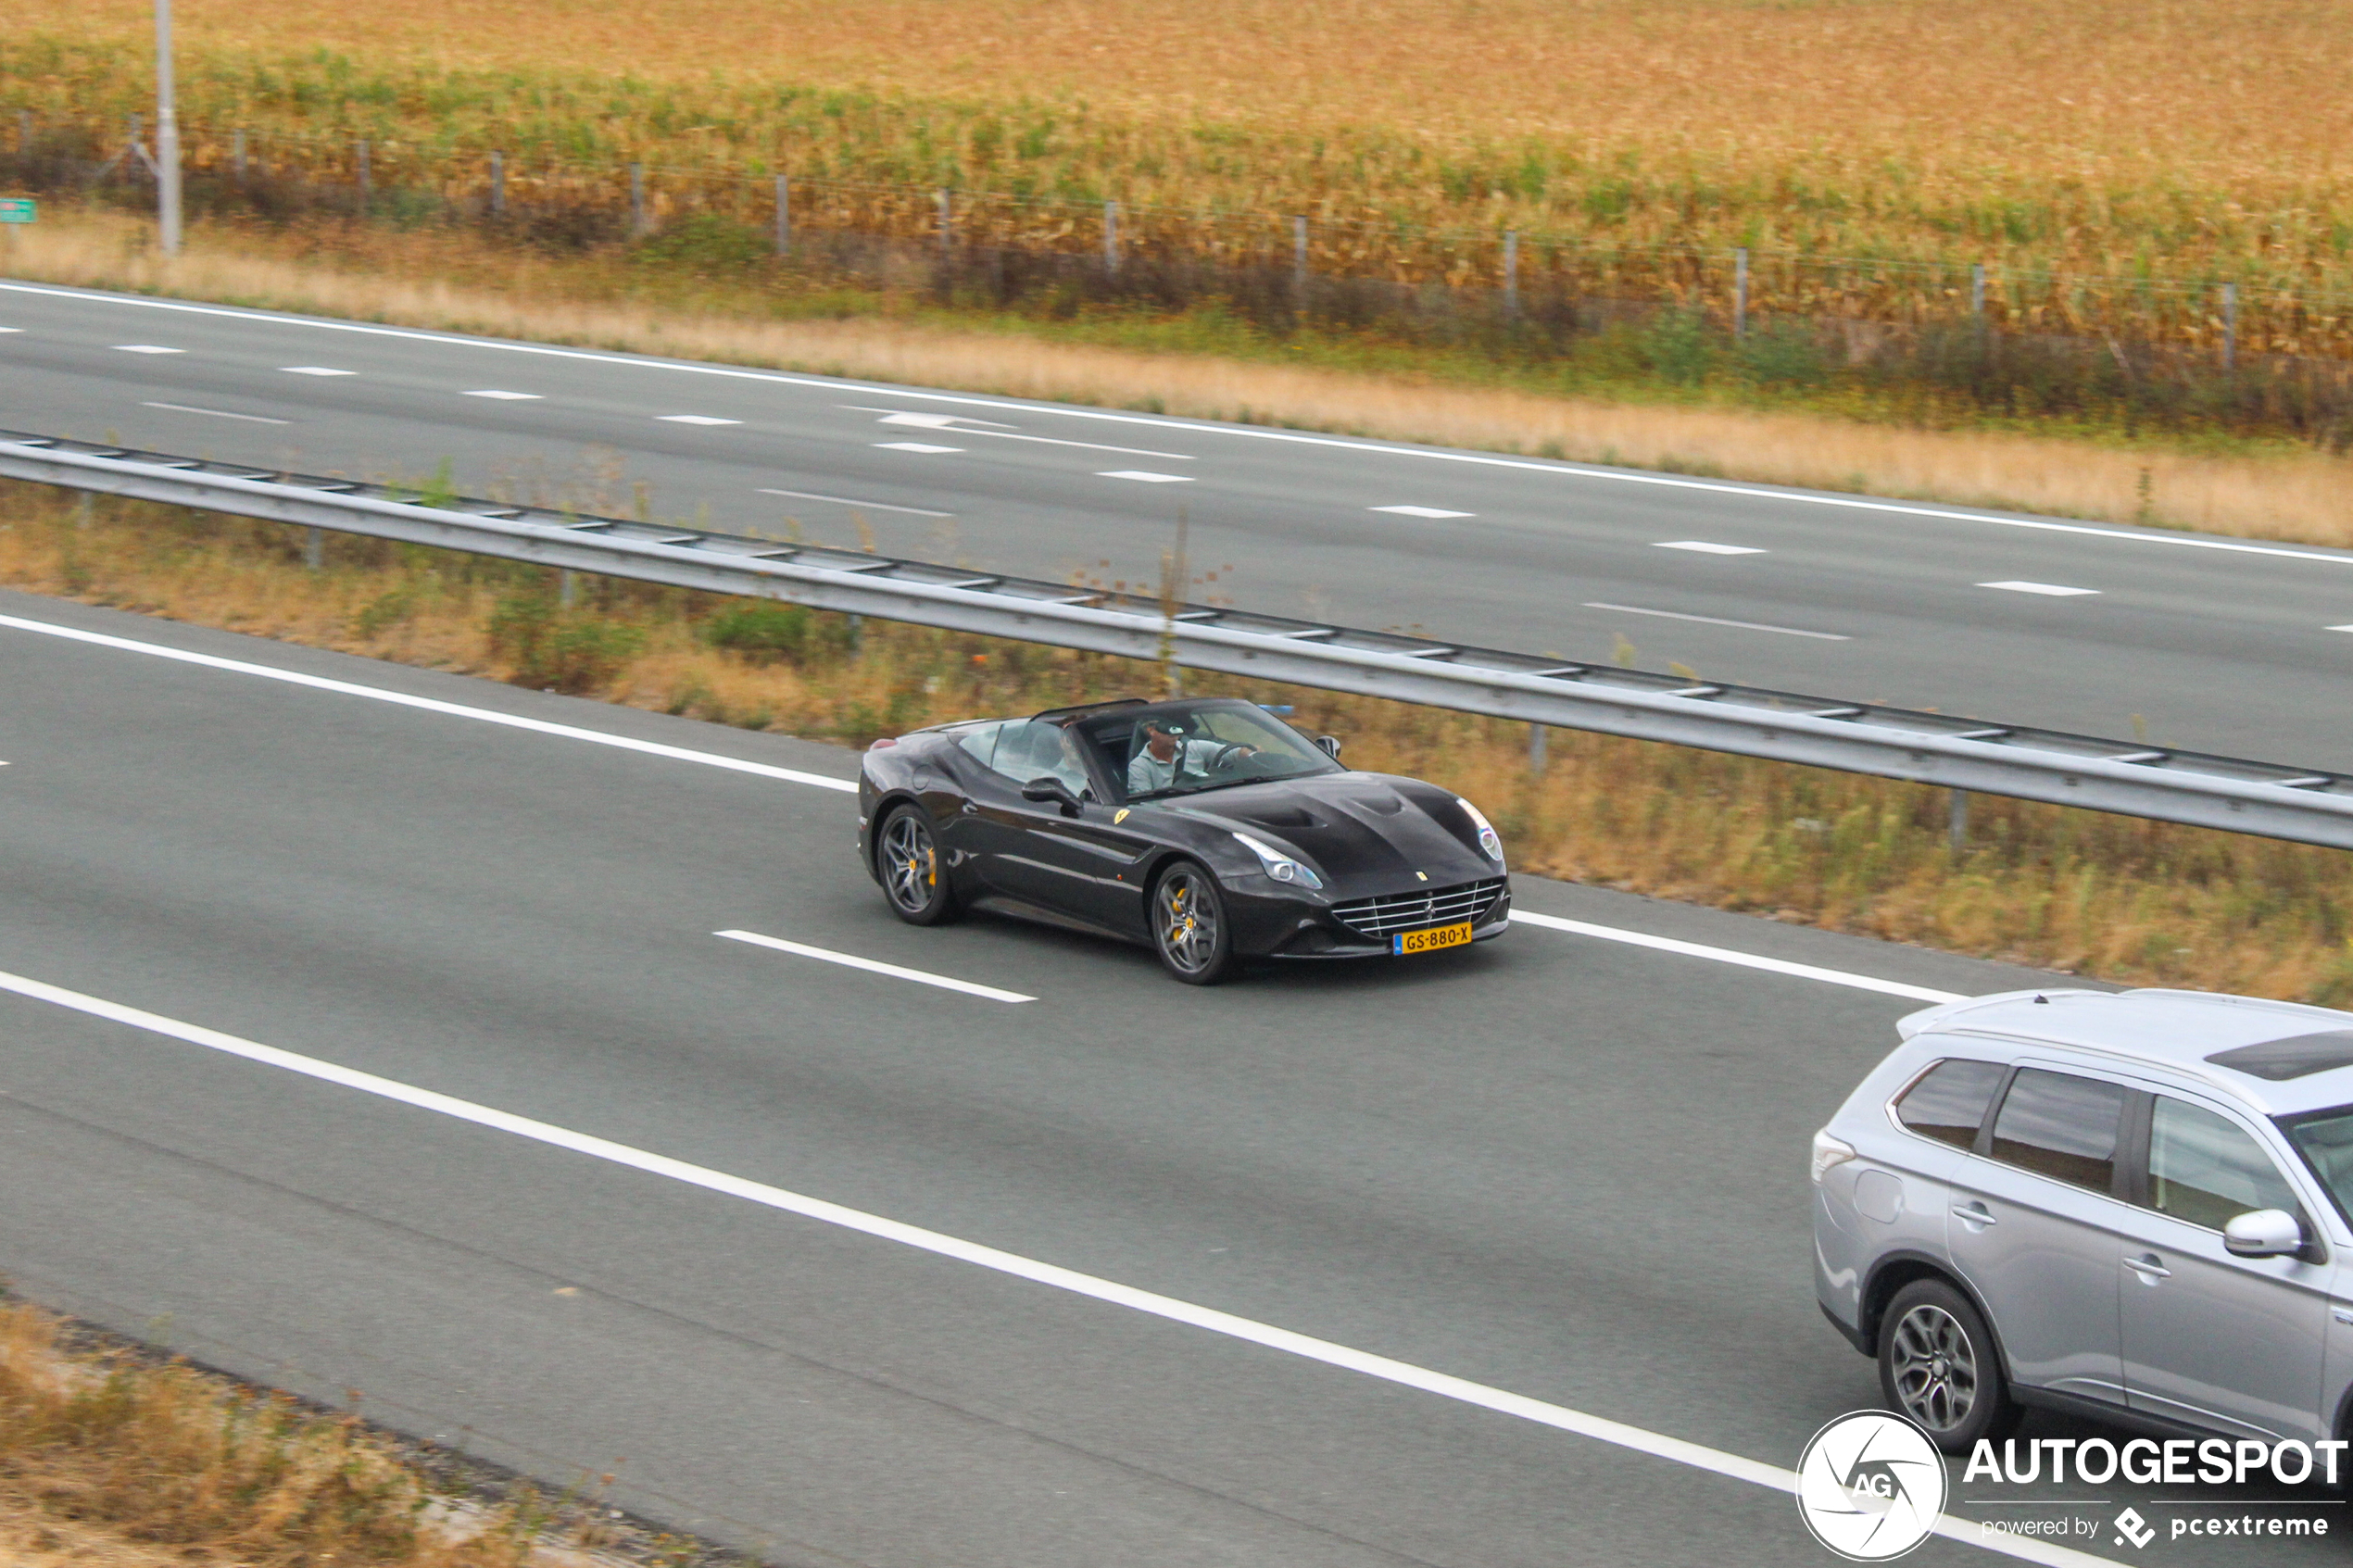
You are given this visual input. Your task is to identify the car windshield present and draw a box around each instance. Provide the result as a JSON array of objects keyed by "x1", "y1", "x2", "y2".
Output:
[
  {"x1": 2280, "y1": 1106, "x2": 2353, "y2": 1226},
  {"x1": 1080, "y1": 702, "x2": 1340, "y2": 801}
]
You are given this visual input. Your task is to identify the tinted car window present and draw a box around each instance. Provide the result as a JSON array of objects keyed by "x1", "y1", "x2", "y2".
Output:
[
  {"x1": 1893, "y1": 1059, "x2": 2007, "y2": 1150},
  {"x1": 2148, "y1": 1097, "x2": 2300, "y2": 1230},
  {"x1": 1989, "y1": 1069, "x2": 2128, "y2": 1193}
]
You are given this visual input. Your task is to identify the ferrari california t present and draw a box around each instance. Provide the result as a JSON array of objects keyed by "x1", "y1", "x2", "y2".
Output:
[{"x1": 857, "y1": 696, "x2": 1510, "y2": 983}]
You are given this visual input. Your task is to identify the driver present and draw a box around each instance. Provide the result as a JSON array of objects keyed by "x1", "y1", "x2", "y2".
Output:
[{"x1": 1127, "y1": 718, "x2": 1256, "y2": 794}]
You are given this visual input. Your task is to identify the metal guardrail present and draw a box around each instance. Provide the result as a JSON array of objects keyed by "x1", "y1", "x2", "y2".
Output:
[{"x1": 9, "y1": 429, "x2": 2353, "y2": 849}]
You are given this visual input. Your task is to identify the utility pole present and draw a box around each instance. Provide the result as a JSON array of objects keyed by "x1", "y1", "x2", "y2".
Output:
[{"x1": 154, "y1": 0, "x2": 182, "y2": 255}]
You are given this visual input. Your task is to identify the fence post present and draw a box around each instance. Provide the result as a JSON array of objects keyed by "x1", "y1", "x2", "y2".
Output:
[
  {"x1": 1732, "y1": 246, "x2": 1749, "y2": 340},
  {"x1": 490, "y1": 149, "x2": 505, "y2": 217},
  {"x1": 629, "y1": 161, "x2": 646, "y2": 237},
  {"x1": 2222, "y1": 282, "x2": 2237, "y2": 370},
  {"x1": 1292, "y1": 215, "x2": 1308, "y2": 301},
  {"x1": 1104, "y1": 199, "x2": 1119, "y2": 273},
  {"x1": 233, "y1": 128, "x2": 245, "y2": 187},
  {"x1": 356, "y1": 138, "x2": 370, "y2": 205},
  {"x1": 1970, "y1": 261, "x2": 1985, "y2": 320},
  {"x1": 1504, "y1": 230, "x2": 1519, "y2": 319},
  {"x1": 774, "y1": 173, "x2": 789, "y2": 253}
]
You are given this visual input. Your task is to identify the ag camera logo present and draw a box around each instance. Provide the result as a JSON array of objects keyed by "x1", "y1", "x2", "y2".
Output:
[{"x1": 1796, "y1": 1411, "x2": 1948, "y2": 1561}]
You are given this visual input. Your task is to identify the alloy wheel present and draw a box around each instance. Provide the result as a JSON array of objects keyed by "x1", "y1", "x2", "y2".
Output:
[
  {"x1": 882, "y1": 811, "x2": 940, "y2": 914},
  {"x1": 1155, "y1": 868, "x2": 1221, "y2": 976},
  {"x1": 1886, "y1": 1302, "x2": 1979, "y2": 1433}
]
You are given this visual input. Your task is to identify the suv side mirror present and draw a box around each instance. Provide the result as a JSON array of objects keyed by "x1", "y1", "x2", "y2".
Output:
[
  {"x1": 2223, "y1": 1208, "x2": 2306, "y2": 1259},
  {"x1": 1314, "y1": 735, "x2": 1342, "y2": 759},
  {"x1": 1021, "y1": 776, "x2": 1083, "y2": 817}
]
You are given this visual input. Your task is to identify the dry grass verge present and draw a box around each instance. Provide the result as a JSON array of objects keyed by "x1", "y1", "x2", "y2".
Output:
[
  {"x1": 0, "y1": 1297, "x2": 692, "y2": 1568},
  {"x1": 10, "y1": 207, "x2": 2353, "y2": 548},
  {"x1": 11, "y1": 481, "x2": 2353, "y2": 1004}
]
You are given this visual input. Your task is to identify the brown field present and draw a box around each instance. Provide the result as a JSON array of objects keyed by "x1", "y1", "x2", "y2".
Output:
[
  {"x1": 10, "y1": 0, "x2": 2353, "y2": 324},
  {"x1": 10, "y1": 207, "x2": 2353, "y2": 547},
  {"x1": 11, "y1": 477, "x2": 2353, "y2": 1003}
]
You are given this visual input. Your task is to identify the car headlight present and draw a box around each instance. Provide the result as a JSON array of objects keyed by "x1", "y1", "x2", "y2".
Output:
[
  {"x1": 1456, "y1": 797, "x2": 1505, "y2": 863},
  {"x1": 1232, "y1": 831, "x2": 1324, "y2": 890}
]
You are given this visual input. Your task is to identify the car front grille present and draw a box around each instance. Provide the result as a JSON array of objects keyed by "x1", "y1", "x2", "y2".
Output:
[{"x1": 1331, "y1": 878, "x2": 1505, "y2": 940}]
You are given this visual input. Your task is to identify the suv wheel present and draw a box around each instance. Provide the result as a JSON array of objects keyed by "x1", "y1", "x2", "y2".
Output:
[{"x1": 1879, "y1": 1278, "x2": 2018, "y2": 1452}]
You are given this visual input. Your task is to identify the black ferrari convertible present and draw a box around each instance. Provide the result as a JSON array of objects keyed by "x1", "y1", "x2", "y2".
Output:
[{"x1": 857, "y1": 696, "x2": 1509, "y2": 983}]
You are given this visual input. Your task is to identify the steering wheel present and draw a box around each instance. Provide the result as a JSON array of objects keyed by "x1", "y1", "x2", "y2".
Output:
[{"x1": 1206, "y1": 742, "x2": 1252, "y2": 771}]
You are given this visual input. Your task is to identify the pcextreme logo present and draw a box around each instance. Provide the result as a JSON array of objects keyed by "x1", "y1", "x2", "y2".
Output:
[{"x1": 1795, "y1": 1411, "x2": 1949, "y2": 1561}]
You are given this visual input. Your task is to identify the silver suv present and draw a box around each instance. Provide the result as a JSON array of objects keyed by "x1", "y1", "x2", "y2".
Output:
[{"x1": 1814, "y1": 987, "x2": 2353, "y2": 1452}]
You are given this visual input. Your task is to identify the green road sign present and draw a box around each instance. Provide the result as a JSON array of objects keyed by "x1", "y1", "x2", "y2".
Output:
[{"x1": 0, "y1": 198, "x2": 36, "y2": 223}]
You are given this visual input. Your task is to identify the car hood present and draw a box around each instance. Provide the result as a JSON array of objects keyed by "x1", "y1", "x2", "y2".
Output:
[{"x1": 1168, "y1": 772, "x2": 1499, "y2": 888}]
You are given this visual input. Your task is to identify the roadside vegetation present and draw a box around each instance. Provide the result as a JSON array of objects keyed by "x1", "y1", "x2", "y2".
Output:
[
  {"x1": 10, "y1": 481, "x2": 2353, "y2": 1006},
  {"x1": 0, "y1": 1295, "x2": 677, "y2": 1568}
]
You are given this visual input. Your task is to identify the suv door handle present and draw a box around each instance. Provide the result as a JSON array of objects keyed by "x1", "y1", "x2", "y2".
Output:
[
  {"x1": 2124, "y1": 1253, "x2": 2172, "y2": 1283},
  {"x1": 1951, "y1": 1202, "x2": 1996, "y2": 1231}
]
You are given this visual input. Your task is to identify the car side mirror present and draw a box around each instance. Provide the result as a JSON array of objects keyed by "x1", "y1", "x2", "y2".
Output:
[
  {"x1": 1021, "y1": 776, "x2": 1083, "y2": 816},
  {"x1": 2223, "y1": 1208, "x2": 2306, "y2": 1259},
  {"x1": 1314, "y1": 735, "x2": 1342, "y2": 759}
]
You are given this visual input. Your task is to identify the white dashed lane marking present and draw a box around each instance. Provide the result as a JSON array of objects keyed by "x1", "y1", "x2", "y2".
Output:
[
  {"x1": 1655, "y1": 540, "x2": 1765, "y2": 556},
  {"x1": 716, "y1": 930, "x2": 1037, "y2": 1003},
  {"x1": 1979, "y1": 581, "x2": 2101, "y2": 597},
  {"x1": 1099, "y1": 470, "x2": 1193, "y2": 483},
  {"x1": 660, "y1": 414, "x2": 741, "y2": 426},
  {"x1": 463, "y1": 389, "x2": 542, "y2": 400},
  {"x1": 1583, "y1": 602, "x2": 1851, "y2": 641},
  {"x1": 1372, "y1": 506, "x2": 1472, "y2": 519},
  {"x1": 757, "y1": 488, "x2": 955, "y2": 519},
  {"x1": 142, "y1": 402, "x2": 291, "y2": 425},
  {"x1": 281, "y1": 366, "x2": 355, "y2": 377},
  {"x1": 114, "y1": 344, "x2": 183, "y2": 354},
  {"x1": 877, "y1": 442, "x2": 963, "y2": 454}
]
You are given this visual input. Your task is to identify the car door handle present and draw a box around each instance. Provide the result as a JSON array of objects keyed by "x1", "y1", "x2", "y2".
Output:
[
  {"x1": 2124, "y1": 1254, "x2": 2172, "y2": 1282},
  {"x1": 1951, "y1": 1202, "x2": 1996, "y2": 1231}
]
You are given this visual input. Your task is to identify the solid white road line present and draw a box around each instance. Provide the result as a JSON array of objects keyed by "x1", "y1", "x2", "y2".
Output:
[
  {"x1": 867, "y1": 409, "x2": 1195, "y2": 460},
  {"x1": 6, "y1": 278, "x2": 2347, "y2": 583},
  {"x1": 1582, "y1": 602, "x2": 1852, "y2": 641},
  {"x1": 0, "y1": 965, "x2": 2097, "y2": 1565},
  {"x1": 1979, "y1": 581, "x2": 2100, "y2": 597},
  {"x1": 0, "y1": 613, "x2": 858, "y2": 793},
  {"x1": 758, "y1": 487, "x2": 955, "y2": 519},
  {"x1": 113, "y1": 344, "x2": 183, "y2": 354},
  {"x1": 1371, "y1": 506, "x2": 1472, "y2": 519},
  {"x1": 1510, "y1": 911, "x2": 1965, "y2": 1004},
  {"x1": 463, "y1": 389, "x2": 541, "y2": 400},
  {"x1": 141, "y1": 402, "x2": 292, "y2": 425},
  {"x1": 1655, "y1": 540, "x2": 1765, "y2": 556},
  {"x1": 281, "y1": 366, "x2": 355, "y2": 376},
  {"x1": 660, "y1": 414, "x2": 741, "y2": 426},
  {"x1": 1098, "y1": 470, "x2": 1192, "y2": 483},
  {"x1": 716, "y1": 929, "x2": 1035, "y2": 1002},
  {"x1": 876, "y1": 442, "x2": 963, "y2": 454}
]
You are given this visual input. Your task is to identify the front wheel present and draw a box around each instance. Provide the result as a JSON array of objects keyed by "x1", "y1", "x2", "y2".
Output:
[
  {"x1": 876, "y1": 806, "x2": 958, "y2": 925},
  {"x1": 1151, "y1": 862, "x2": 1235, "y2": 985},
  {"x1": 1879, "y1": 1278, "x2": 2018, "y2": 1453}
]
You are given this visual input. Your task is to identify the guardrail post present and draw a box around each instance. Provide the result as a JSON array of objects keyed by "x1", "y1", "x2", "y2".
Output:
[
  {"x1": 774, "y1": 173, "x2": 789, "y2": 254},
  {"x1": 1292, "y1": 215, "x2": 1308, "y2": 304},
  {"x1": 2222, "y1": 282, "x2": 2237, "y2": 370},
  {"x1": 303, "y1": 525, "x2": 323, "y2": 571},
  {"x1": 1504, "y1": 230, "x2": 1519, "y2": 320},
  {"x1": 1732, "y1": 247, "x2": 1749, "y2": 340},
  {"x1": 937, "y1": 188, "x2": 951, "y2": 256},
  {"x1": 490, "y1": 149, "x2": 505, "y2": 218},
  {"x1": 1529, "y1": 721, "x2": 1547, "y2": 775},
  {"x1": 356, "y1": 139, "x2": 370, "y2": 206},
  {"x1": 1970, "y1": 262, "x2": 1985, "y2": 321},
  {"x1": 629, "y1": 161, "x2": 647, "y2": 237},
  {"x1": 560, "y1": 569, "x2": 577, "y2": 608},
  {"x1": 232, "y1": 128, "x2": 246, "y2": 188},
  {"x1": 1104, "y1": 199, "x2": 1119, "y2": 273},
  {"x1": 1949, "y1": 786, "x2": 1969, "y2": 852}
]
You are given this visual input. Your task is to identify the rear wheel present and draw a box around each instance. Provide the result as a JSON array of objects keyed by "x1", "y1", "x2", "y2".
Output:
[
  {"x1": 1879, "y1": 1278, "x2": 2018, "y2": 1452},
  {"x1": 876, "y1": 806, "x2": 958, "y2": 925},
  {"x1": 1151, "y1": 861, "x2": 1235, "y2": 985}
]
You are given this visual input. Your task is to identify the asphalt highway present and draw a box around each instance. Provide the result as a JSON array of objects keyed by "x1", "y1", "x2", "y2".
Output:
[
  {"x1": 4, "y1": 588, "x2": 2344, "y2": 1565},
  {"x1": 6, "y1": 278, "x2": 2353, "y2": 768}
]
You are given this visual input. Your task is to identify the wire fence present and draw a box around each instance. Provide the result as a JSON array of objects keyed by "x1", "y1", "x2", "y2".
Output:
[{"x1": 9, "y1": 110, "x2": 2353, "y2": 445}]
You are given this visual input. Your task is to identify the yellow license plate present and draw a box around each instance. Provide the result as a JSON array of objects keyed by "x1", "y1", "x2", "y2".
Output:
[{"x1": 1392, "y1": 921, "x2": 1473, "y2": 956}]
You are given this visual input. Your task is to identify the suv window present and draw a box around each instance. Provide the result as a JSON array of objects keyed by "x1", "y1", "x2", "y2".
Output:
[
  {"x1": 1893, "y1": 1059, "x2": 2007, "y2": 1150},
  {"x1": 1989, "y1": 1069, "x2": 2128, "y2": 1193},
  {"x1": 2148, "y1": 1097, "x2": 2300, "y2": 1231}
]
